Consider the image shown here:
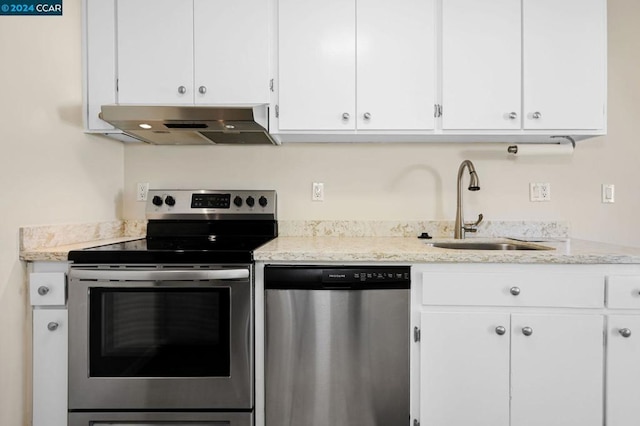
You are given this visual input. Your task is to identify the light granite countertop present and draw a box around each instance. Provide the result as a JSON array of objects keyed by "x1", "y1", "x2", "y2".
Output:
[
  {"x1": 253, "y1": 237, "x2": 640, "y2": 264},
  {"x1": 18, "y1": 220, "x2": 640, "y2": 264}
]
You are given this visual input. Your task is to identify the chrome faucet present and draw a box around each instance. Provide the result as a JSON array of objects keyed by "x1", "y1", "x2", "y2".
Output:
[{"x1": 455, "y1": 160, "x2": 484, "y2": 239}]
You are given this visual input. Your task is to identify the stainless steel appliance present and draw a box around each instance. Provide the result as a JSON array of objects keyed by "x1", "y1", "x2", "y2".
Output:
[
  {"x1": 264, "y1": 265, "x2": 410, "y2": 426},
  {"x1": 67, "y1": 189, "x2": 277, "y2": 426}
]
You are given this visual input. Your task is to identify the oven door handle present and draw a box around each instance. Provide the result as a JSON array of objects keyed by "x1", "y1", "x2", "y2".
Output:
[{"x1": 70, "y1": 268, "x2": 250, "y2": 281}]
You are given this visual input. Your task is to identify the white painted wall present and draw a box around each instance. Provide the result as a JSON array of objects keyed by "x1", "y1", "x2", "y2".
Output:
[
  {"x1": 123, "y1": 0, "x2": 640, "y2": 248},
  {"x1": 0, "y1": 1, "x2": 124, "y2": 424}
]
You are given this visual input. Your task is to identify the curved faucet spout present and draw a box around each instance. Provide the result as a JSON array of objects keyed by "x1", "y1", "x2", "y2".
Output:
[{"x1": 455, "y1": 160, "x2": 483, "y2": 239}]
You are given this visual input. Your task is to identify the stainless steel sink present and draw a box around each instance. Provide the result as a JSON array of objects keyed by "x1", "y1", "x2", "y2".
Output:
[{"x1": 427, "y1": 241, "x2": 553, "y2": 251}]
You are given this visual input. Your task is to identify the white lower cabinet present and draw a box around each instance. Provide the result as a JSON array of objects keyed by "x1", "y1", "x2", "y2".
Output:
[
  {"x1": 420, "y1": 312, "x2": 603, "y2": 426},
  {"x1": 33, "y1": 309, "x2": 68, "y2": 426},
  {"x1": 414, "y1": 265, "x2": 606, "y2": 426},
  {"x1": 420, "y1": 312, "x2": 511, "y2": 426},
  {"x1": 605, "y1": 315, "x2": 640, "y2": 426}
]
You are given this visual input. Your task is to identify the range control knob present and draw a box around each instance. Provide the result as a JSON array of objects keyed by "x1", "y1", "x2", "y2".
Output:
[
  {"x1": 259, "y1": 196, "x2": 268, "y2": 207},
  {"x1": 246, "y1": 196, "x2": 255, "y2": 207},
  {"x1": 233, "y1": 196, "x2": 243, "y2": 207},
  {"x1": 165, "y1": 195, "x2": 176, "y2": 206},
  {"x1": 152, "y1": 195, "x2": 163, "y2": 207}
]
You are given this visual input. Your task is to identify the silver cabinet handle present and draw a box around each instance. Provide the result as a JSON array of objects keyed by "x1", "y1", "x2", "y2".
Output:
[
  {"x1": 342, "y1": 112, "x2": 350, "y2": 120},
  {"x1": 522, "y1": 327, "x2": 533, "y2": 336},
  {"x1": 47, "y1": 322, "x2": 59, "y2": 331},
  {"x1": 363, "y1": 112, "x2": 371, "y2": 120},
  {"x1": 509, "y1": 112, "x2": 517, "y2": 120},
  {"x1": 619, "y1": 328, "x2": 632, "y2": 338},
  {"x1": 532, "y1": 111, "x2": 542, "y2": 119},
  {"x1": 510, "y1": 286, "x2": 521, "y2": 296},
  {"x1": 178, "y1": 85, "x2": 187, "y2": 94},
  {"x1": 495, "y1": 326, "x2": 506, "y2": 335},
  {"x1": 37, "y1": 286, "x2": 50, "y2": 296},
  {"x1": 198, "y1": 86, "x2": 207, "y2": 94}
]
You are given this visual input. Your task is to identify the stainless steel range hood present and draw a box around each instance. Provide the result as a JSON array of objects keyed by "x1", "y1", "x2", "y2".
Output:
[{"x1": 99, "y1": 105, "x2": 277, "y2": 145}]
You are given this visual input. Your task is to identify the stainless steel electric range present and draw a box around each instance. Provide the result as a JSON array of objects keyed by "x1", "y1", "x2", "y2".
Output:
[{"x1": 67, "y1": 189, "x2": 277, "y2": 426}]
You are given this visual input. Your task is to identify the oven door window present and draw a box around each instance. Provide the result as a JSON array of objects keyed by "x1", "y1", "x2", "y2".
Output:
[{"x1": 89, "y1": 288, "x2": 230, "y2": 377}]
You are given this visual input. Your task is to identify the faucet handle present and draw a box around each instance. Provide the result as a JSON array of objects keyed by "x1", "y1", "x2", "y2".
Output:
[{"x1": 464, "y1": 213, "x2": 484, "y2": 232}]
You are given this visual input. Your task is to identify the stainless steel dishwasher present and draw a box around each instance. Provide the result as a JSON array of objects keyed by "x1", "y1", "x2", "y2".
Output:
[{"x1": 264, "y1": 265, "x2": 410, "y2": 426}]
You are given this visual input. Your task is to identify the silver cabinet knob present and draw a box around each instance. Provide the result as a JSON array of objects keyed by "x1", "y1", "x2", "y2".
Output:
[
  {"x1": 619, "y1": 328, "x2": 632, "y2": 338},
  {"x1": 342, "y1": 112, "x2": 350, "y2": 120},
  {"x1": 198, "y1": 86, "x2": 207, "y2": 94},
  {"x1": 532, "y1": 111, "x2": 542, "y2": 119},
  {"x1": 178, "y1": 85, "x2": 187, "y2": 94},
  {"x1": 363, "y1": 112, "x2": 371, "y2": 120},
  {"x1": 522, "y1": 327, "x2": 533, "y2": 336},
  {"x1": 510, "y1": 286, "x2": 521, "y2": 296},
  {"x1": 509, "y1": 112, "x2": 518, "y2": 120},
  {"x1": 47, "y1": 322, "x2": 59, "y2": 331},
  {"x1": 37, "y1": 286, "x2": 50, "y2": 296},
  {"x1": 495, "y1": 326, "x2": 506, "y2": 335}
]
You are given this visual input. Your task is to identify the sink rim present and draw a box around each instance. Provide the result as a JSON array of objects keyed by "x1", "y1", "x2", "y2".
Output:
[{"x1": 425, "y1": 240, "x2": 554, "y2": 251}]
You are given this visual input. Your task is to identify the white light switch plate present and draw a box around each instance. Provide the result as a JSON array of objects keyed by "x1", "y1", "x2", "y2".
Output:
[{"x1": 602, "y1": 184, "x2": 615, "y2": 203}]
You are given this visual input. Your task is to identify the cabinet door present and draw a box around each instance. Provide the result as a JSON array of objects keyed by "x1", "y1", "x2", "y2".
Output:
[
  {"x1": 511, "y1": 314, "x2": 603, "y2": 426},
  {"x1": 607, "y1": 315, "x2": 640, "y2": 426},
  {"x1": 117, "y1": 0, "x2": 194, "y2": 104},
  {"x1": 441, "y1": 0, "x2": 521, "y2": 130},
  {"x1": 194, "y1": 0, "x2": 270, "y2": 105},
  {"x1": 523, "y1": 0, "x2": 606, "y2": 130},
  {"x1": 356, "y1": 0, "x2": 435, "y2": 130},
  {"x1": 278, "y1": 0, "x2": 356, "y2": 130},
  {"x1": 33, "y1": 309, "x2": 68, "y2": 426},
  {"x1": 420, "y1": 312, "x2": 510, "y2": 426}
]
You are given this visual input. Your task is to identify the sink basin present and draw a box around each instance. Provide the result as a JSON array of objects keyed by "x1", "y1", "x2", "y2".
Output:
[{"x1": 427, "y1": 241, "x2": 553, "y2": 251}]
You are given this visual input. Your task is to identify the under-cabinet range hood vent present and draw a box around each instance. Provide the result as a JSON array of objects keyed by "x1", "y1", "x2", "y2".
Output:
[{"x1": 99, "y1": 105, "x2": 277, "y2": 145}]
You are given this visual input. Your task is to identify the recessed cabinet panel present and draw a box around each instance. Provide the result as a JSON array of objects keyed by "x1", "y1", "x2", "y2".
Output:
[
  {"x1": 441, "y1": 0, "x2": 521, "y2": 130},
  {"x1": 511, "y1": 314, "x2": 604, "y2": 426},
  {"x1": 420, "y1": 312, "x2": 510, "y2": 426},
  {"x1": 116, "y1": 0, "x2": 194, "y2": 105},
  {"x1": 523, "y1": 0, "x2": 606, "y2": 130},
  {"x1": 607, "y1": 315, "x2": 640, "y2": 426},
  {"x1": 33, "y1": 309, "x2": 68, "y2": 426},
  {"x1": 278, "y1": 0, "x2": 356, "y2": 130},
  {"x1": 194, "y1": 0, "x2": 270, "y2": 105},
  {"x1": 357, "y1": 0, "x2": 435, "y2": 131}
]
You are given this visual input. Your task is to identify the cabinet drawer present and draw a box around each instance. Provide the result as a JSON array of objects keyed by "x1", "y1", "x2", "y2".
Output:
[
  {"x1": 607, "y1": 276, "x2": 640, "y2": 309},
  {"x1": 30, "y1": 272, "x2": 66, "y2": 306},
  {"x1": 422, "y1": 272, "x2": 604, "y2": 308}
]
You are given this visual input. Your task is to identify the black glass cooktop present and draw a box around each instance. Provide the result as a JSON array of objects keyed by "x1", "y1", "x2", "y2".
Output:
[{"x1": 68, "y1": 220, "x2": 277, "y2": 264}]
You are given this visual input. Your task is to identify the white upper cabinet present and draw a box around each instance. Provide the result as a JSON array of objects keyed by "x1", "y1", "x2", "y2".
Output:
[
  {"x1": 117, "y1": 0, "x2": 194, "y2": 105},
  {"x1": 442, "y1": 0, "x2": 606, "y2": 132},
  {"x1": 356, "y1": 0, "x2": 435, "y2": 131},
  {"x1": 523, "y1": 0, "x2": 606, "y2": 130},
  {"x1": 277, "y1": 0, "x2": 435, "y2": 132},
  {"x1": 116, "y1": 0, "x2": 270, "y2": 105},
  {"x1": 278, "y1": 0, "x2": 356, "y2": 130},
  {"x1": 441, "y1": 0, "x2": 521, "y2": 130}
]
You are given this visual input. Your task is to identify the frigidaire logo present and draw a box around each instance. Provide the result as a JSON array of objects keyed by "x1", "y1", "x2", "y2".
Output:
[{"x1": 0, "y1": 0, "x2": 62, "y2": 15}]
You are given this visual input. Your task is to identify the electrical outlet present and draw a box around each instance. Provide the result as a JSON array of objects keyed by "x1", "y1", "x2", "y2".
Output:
[
  {"x1": 602, "y1": 184, "x2": 615, "y2": 203},
  {"x1": 312, "y1": 182, "x2": 324, "y2": 201},
  {"x1": 137, "y1": 183, "x2": 149, "y2": 201},
  {"x1": 530, "y1": 183, "x2": 551, "y2": 202}
]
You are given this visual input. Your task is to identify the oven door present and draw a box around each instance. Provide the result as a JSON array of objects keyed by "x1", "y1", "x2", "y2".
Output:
[{"x1": 68, "y1": 265, "x2": 252, "y2": 410}]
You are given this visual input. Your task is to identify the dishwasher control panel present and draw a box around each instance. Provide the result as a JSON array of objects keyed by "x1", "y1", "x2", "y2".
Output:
[{"x1": 265, "y1": 266, "x2": 410, "y2": 290}]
